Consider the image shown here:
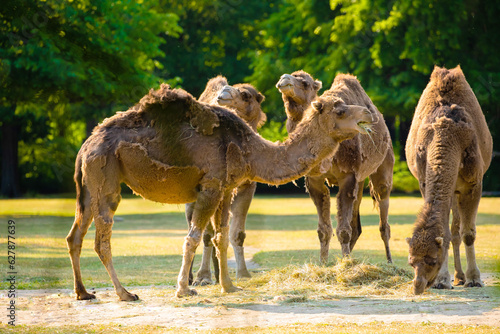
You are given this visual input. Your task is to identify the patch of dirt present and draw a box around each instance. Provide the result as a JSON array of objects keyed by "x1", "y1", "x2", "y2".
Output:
[{"x1": 4, "y1": 273, "x2": 500, "y2": 329}]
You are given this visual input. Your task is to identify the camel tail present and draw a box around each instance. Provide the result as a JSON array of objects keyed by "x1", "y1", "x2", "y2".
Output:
[
  {"x1": 74, "y1": 154, "x2": 85, "y2": 217},
  {"x1": 369, "y1": 180, "x2": 380, "y2": 211}
]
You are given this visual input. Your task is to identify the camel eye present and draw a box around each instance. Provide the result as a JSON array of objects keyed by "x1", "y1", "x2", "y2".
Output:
[
  {"x1": 303, "y1": 81, "x2": 310, "y2": 88},
  {"x1": 241, "y1": 91, "x2": 251, "y2": 101},
  {"x1": 424, "y1": 257, "x2": 437, "y2": 266}
]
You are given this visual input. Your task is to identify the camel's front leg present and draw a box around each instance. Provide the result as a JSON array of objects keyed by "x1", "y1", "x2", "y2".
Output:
[
  {"x1": 193, "y1": 223, "x2": 216, "y2": 286},
  {"x1": 177, "y1": 187, "x2": 221, "y2": 297},
  {"x1": 349, "y1": 181, "x2": 364, "y2": 252},
  {"x1": 451, "y1": 194, "x2": 465, "y2": 285},
  {"x1": 305, "y1": 176, "x2": 333, "y2": 264},
  {"x1": 458, "y1": 183, "x2": 483, "y2": 288},
  {"x1": 335, "y1": 174, "x2": 357, "y2": 258},
  {"x1": 229, "y1": 181, "x2": 257, "y2": 278},
  {"x1": 213, "y1": 192, "x2": 241, "y2": 293}
]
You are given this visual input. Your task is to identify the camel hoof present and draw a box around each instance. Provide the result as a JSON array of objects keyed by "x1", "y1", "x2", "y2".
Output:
[
  {"x1": 465, "y1": 280, "x2": 483, "y2": 288},
  {"x1": 76, "y1": 291, "x2": 96, "y2": 300},
  {"x1": 221, "y1": 285, "x2": 242, "y2": 294},
  {"x1": 236, "y1": 270, "x2": 252, "y2": 279},
  {"x1": 454, "y1": 279, "x2": 465, "y2": 286},
  {"x1": 176, "y1": 288, "x2": 198, "y2": 298},
  {"x1": 193, "y1": 278, "x2": 213, "y2": 286},
  {"x1": 120, "y1": 293, "x2": 139, "y2": 301}
]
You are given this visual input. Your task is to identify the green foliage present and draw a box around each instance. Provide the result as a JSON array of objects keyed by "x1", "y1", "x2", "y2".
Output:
[
  {"x1": 1, "y1": 0, "x2": 500, "y2": 195},
  {"x1": 392, "y1": 151, "x2": 419, "y2": 194}
]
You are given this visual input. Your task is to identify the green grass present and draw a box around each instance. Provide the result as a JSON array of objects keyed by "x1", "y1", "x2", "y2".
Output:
[{"x1": 0, "y1": 195, "x2": 499, "y2": 290}]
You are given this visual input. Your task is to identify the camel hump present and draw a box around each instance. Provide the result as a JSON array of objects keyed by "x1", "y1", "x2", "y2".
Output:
[
  {"x1": 135, "y1": 83, "x2": 221, "y2": 136},
  {"x1": 430, "y1": 65, "x2": 468, "y2": 97},
  {"x1": 199, "y1": 76, "x2": 228, "y2": 103},
  {"x1": 332, "y1": 73, "x2": 360, "y2": 90}
]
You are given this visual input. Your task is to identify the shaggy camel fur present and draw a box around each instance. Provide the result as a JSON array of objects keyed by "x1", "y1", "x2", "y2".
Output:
[
  {"x1": 66, "y1": 84, "x2": 376, "y2": 301},
  {"x1": 187, "y1": 76, "x2": 266, "y2": 285},
  {"x1": 405, "y1": 66, "x2": 493, "y2": 295},
  {"x1": 277, "y1": 71, "x2": 394, "y2": 263}
]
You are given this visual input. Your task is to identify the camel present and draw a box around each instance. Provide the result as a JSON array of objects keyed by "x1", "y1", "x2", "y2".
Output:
[
  {"x1": 187, "y1": 76, "x2": 266, "y2": 286},
  {"x1": 276, "y1": 71, "x2": 394, "y2": 263},
  {"x1": 405, "y1": 65, "x2": 493, "y2": 295},
  {"x1": 66, "y1": 83, "x2": 376, "y2": 301}
]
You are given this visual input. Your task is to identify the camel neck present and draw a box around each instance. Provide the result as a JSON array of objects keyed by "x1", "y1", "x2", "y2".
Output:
[{"x1": 247, "y1": 115, "x2": 338, "y2": 185}]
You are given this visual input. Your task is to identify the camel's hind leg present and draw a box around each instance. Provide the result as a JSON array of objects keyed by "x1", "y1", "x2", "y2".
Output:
[
  {"x1": 451, "y1": 194, "x2": 466, "y2": 285},
  {"x1": 458, "y1": 183, "x2": 483, "y2": 288},
  {"x1": 92, "y1": 198, "x2": 138, "y2": 301},
  {"x1": 66, "y1": 186, "x2": 95, "y2": 300},
  {"x1": 193, "y1": 223, "x2": 216, "y2": 286},
  {"x1": 305, "y1": 175, "x2": 333, "y2": 264},
  {"x1": 369, "y1": 151, "x2": 394, "y2": 263}
]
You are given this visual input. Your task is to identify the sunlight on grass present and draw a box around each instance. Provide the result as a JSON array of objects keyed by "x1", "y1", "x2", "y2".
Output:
[{"x1": 0, "y1": 195, "x2": 499, "y2": 291}]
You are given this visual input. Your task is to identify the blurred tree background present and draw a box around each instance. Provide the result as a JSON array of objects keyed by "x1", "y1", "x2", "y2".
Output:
[{"x1": 1, "y1": 0, "x2": 499, "y2": 197}]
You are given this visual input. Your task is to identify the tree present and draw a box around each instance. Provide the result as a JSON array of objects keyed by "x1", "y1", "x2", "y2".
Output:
[
  {"x1": 0, "y1": 0, "x2": 181, "y2": 196},
  {"x1": 248, "y1": 0, "x2": 500, "y2": 190}
]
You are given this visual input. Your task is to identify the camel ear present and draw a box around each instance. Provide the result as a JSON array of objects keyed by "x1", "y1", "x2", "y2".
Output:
[
  {"x1": 312, "y1": 101, "x2": 323, "y2": 113},
  {"x1": 406, "y1": 237, "x2": 412, "y2": 245},
  {"x1": 435, "y1": 237, "x2": 444, "y2": 247},
  {"x1": 313, "y1": 80, "x2": 322, "y2": 91},
  {"x1": 256, "y1": 92, "x2": 265, "y2": 104},
  {"x1": 332, "y1": 98, "x2": 345, "y2": 108}
]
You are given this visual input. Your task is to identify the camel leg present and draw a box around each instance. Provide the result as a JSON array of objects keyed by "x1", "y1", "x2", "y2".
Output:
[
  {"x1": 176, "y1": 186, "x2": 221, "y2": 297},
  {"x1": 433, "y1": 250, "x2": 452, "y2": 289},
  {"x1": 185, "y1": 202, "x2": 195, "y2": 285},
  {"x1": 451, "y1": 194, "x2": 465, "y2": 285},
  {"x1": 66, "y1": 186, "x2": 95, "y2": 300},
  {"x1": 458, "y1": 184, "x2": 483, "y2": 288},
  {"x1": 305, "y1": 176, "x2": 333, "y2": 264},
  {"x1": 92, "y1": 193, "x2": 139, "y2": 301},
  {"x1": 369, "y1": 160, "x2": 393, "y2": 262},
  {"x1": 212, "y1": 192, "x2": 241, "y2": 293},
  {"x1": 230, "y1": 182, "x2": 256, "y2": 279},
  {"x1": 336, "y1": 174, "x2": 357, "y2": 258},
  {"x1": 349, "y1": 181, "x2": 364, "y2": 252},
  {"x1": 193, "y1": 223, "x2": 215, "y2": 286}
]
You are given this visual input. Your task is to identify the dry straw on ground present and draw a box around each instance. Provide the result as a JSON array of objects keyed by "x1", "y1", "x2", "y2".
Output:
[{"x1": 250, "y1": 257, "x2": 414, "y2": 300}]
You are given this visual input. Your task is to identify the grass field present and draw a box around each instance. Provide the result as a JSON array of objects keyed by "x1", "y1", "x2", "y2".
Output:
[
  {"x1": 0, "y1": 194, "x2": 499, "y2": 332},
  {"x1": 0, "y1": 194, "x2": 499, "y2": 290}
]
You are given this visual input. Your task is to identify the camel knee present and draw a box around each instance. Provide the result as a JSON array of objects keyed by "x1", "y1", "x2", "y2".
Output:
[
  {"x1": 317, "y1": 225, "x2": 333, "y2": 244},
  {"x1": 462, "y1": 231, "x2": 476, "y2": 246},
  {"x1": 202, "y1": 231, "x2": 213, "y2": 247},
  {"x1": 337, "y1": 228, "x2": 351, "y2": 244},
  {"x1": 230, "y1": 231, "x2": 246, "y2": 247}
]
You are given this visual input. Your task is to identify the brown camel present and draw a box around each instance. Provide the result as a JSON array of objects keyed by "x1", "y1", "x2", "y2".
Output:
[
  {"x1": 405, "y1": 65, "x2": 493, "y2": 295},
  {"x1": 66, "y1": 83, "x2": 376, "y2": 301},
  {"x1": 276, "y1": 71, "x2": 394, "y2": 263},
  {"x1": 187, "y1": 76, "x2": 266, "y2": 286}
]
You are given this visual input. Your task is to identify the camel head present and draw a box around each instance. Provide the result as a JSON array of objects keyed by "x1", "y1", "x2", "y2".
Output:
[
  {"x1": 406, "y1": 205, "x2": 450, "y2": 295},
  {"x1": 276, "y1": 70, "x2": 322, "y2": 107},
  {"x1": 216, "y1": 83, "x2": 266, "y2": 129},
  {"x1": 309, "y1": 96, "x2": 377, "y2": 141}
]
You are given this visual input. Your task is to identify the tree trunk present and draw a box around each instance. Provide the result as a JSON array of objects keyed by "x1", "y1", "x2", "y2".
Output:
[
  {"x1": 398, "y1": 119, "x2": 411, "y2": 162},
  {"x1": 1, "y1": 117, "x2": 21, "y2": 198}
]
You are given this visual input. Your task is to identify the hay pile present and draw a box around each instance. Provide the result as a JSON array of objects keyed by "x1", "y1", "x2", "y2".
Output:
[{"x1": 252, "y1": 257, "x2": 414, "y2": 298}]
